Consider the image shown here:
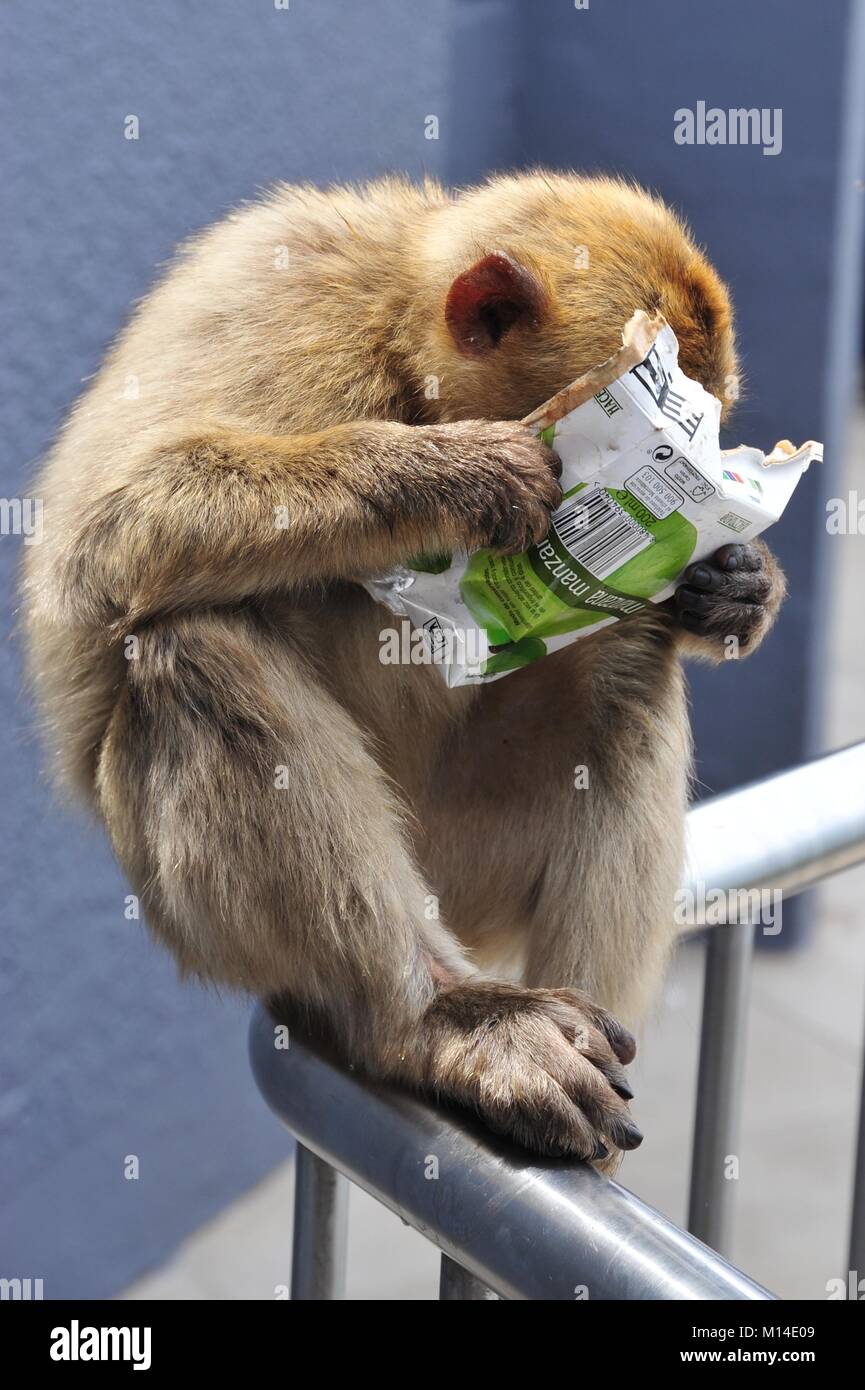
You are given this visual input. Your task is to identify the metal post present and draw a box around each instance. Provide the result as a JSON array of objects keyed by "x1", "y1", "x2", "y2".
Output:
[
  {"x1": 848, "y1": 1002, "x2": 865, "y2": 1284},
  {"x1": 291, "y1": 1142, "x2": 349, "y2": 1300},
  {"x1": 687, "y1": 922, "x2": 755, "y2": 1255},
  {"x1": 680, "y1": 742, "x2": 865, "y2": 1258},
  {"x1": 439, "y1": 1254, "x2": 498, "y2": 1300}
]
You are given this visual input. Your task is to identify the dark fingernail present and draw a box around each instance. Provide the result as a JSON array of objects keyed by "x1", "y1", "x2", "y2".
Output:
[
  {"x1": 592, "y1": 1140, "x2": 609, "y2": 1161},
  {"x1": 612, "y1": 1118, "x2": 644, "y2": 1150},
  {"x1": 622, "y1": 1121, "x2": 644, "y2": 1149},
  {"x1": 690, "y1": 565, "x2": 712, "y2": 588},
  {"x1": 613, "y1": 1078, "x2": 634, "y2": 1101},
  {"x1": 721, "y1": 552, "x2": 739, "y2": 571},
  {"x1": 612, "y1": 1025, "x2": 637, "y2": 1065}
]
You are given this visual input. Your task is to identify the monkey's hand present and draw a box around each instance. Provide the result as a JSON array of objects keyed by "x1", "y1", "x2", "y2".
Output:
[
  {"x1": 409, "y1": 980, "x2": 641, "y2": 1161},
  {"x1": 433, "y1": 421, "x2": 563, "y2": 555},
  {"x1": 669, "y1": 540, "x2": 786, "y2": 661}
]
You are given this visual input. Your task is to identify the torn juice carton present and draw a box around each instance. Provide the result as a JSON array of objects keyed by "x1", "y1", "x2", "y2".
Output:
[{"x1": 366, "y1": 310, "x2": 821, "y2": 686}]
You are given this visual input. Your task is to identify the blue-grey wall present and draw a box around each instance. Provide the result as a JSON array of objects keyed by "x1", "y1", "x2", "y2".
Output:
[
  {"x1": 0, "y1": 0, "x2": 451, "y2": 1299},
  {"x1": 450, "y1": 0, "x2": 864, "y2": 796},
  {"x1": 2, "y1": 0, "x2": 863, "y2": 1297},
  {"x1": 449, "y1": 0, "x2": 865, "y2": 951}
]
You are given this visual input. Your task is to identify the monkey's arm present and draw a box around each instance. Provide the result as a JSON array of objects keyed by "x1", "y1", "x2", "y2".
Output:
[{"x1": 60, "y1": 420, "x2": 560, "y2": 628}]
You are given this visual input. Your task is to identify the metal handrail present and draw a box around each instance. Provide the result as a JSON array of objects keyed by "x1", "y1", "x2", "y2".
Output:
[
  {"x1": 248, "y1": 741, "x2": 865, "y2": 1300},
  {"x1": 249, "y1": 1006, "x2": 774, "y2": 1300},
  {"x1": 682, "y1": 742, "x2": 865, "y2": 1257},
  {"x1": 682, "y1": 740, "x2": 865, "y2": 920}
]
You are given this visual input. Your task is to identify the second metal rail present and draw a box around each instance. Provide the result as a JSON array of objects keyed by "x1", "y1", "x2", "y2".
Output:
[{"x1": 682, "y1": 742, "x2": 865, "y2": 1258}]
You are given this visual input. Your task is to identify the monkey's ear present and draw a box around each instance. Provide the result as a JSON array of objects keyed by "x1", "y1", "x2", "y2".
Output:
[{"x1": 445, "y1": 252, "x2": 546, "y2": 356}]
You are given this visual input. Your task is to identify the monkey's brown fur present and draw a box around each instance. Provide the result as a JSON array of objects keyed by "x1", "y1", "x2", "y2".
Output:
[{"x1": 23, "y1": 172, "x2": 785, "y2": 1161}]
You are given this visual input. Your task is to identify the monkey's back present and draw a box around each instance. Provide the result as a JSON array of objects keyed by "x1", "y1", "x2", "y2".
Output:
[{"x1": 22, "y1": 178, "x2": 455, "y2": 798}]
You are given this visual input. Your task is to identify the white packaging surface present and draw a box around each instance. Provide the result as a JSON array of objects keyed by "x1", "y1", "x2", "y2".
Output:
[{"x1": 367, "y1": 312, "x2": 821, "y2": 685}]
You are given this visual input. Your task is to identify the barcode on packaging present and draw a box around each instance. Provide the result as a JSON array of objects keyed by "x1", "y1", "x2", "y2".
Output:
[{"x1": 550, "y1": 485, "x2": 654, "y2": 581}]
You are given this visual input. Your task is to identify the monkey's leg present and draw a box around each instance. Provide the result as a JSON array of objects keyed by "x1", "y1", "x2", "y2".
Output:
[
  {"x1": 525, "y1": 617, "x2": 688, "y2": 1020},
  {"x1": 97, "y1": 607, "x2": 638, "y2": 1160},
  {"x1": 97, "y1": 606, "x2": 468, "y2": 1063},
  {"x1": 425, "y1": 608, "x2": 690, "y2": 1027}
]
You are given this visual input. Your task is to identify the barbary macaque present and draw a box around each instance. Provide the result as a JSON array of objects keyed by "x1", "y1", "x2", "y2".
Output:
[{"x1": 23, "y1": 173, "x2": 785, "y2": 1162}]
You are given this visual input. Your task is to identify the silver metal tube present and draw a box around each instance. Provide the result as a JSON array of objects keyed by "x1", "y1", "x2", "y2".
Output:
[
  {"x1": 683, "y1": 742, "x2": 865, "y2": 1259},
  {"x1": 681, "y1": 742, "x2": 865, "y2": 926},
  {"x1": 250, "y1": 1008, "x2": 774, "y2": 1301},
  {"x1": 848, "y1": 1011, "x2": 865, "y2": 1280},
  {"x1": 290, "y1": 1142, "x2": 349, "y2": 1300},
  {"x1": 439, "y1": 1254, "x2": 498, "y2": 1300},
  {"x1": 687, "y1": 923, "x2": 755, "y2": 1253}
]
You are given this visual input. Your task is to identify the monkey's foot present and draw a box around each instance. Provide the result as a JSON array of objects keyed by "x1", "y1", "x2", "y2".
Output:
[
  {"x1": 410, "y1": 980, "x2": 641, "y2": 1161},
  {"x1": 671, "y1": 539, "x2": 786, "y2": 657}
]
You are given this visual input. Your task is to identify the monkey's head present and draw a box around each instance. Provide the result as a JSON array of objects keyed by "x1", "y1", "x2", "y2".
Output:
[{"x1": 413, "y1": 171, "x2": 737, "y2": 424}]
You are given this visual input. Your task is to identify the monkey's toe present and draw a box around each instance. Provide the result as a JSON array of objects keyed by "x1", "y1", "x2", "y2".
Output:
[{"x1": 418, "y1": 981, "x2": 641, "y2": 1161}]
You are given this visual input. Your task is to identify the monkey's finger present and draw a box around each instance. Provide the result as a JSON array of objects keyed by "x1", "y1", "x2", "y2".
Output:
[
  {"x1": 607, "y1": 1115, "x2": 644, "y2": 1152},
  {"x1": 545, "y1": 447, "x2": 564, "y2": 480},
  {"x1": 712, "y1": 541, "x2": 765, "y2": 574},
  {"x1": 565, "y1": 1017, "x2": 635, "y2": 1098},
  {"x1": 678, "y1": 569, "x2": 771, "y2": 609},
  {"x1": 589, "y1": 1056, "x2": 634, "y2": 1103},
  {"x1": 579, "y1": 997, "x2": 638, "y2": 1065},
  {"x1": 723, "y1": 568, "x2": 772, "y2": 603},
  {"x1": 579, "y1": 1029, "x2": 635, "y2": 1101},
  {"x1": 558, "y1": 1051, "x2": 643, "y2": 1152},
  {"x1": 682, "y1": 562, "x2": 723, "y2": 593},
  {"x1": 675, "y1": 585, "x2": 714, "y2": 617},
  {"x1": 513, "y1": 1077, "x2": 605, "y2": 1161},
  {"x1": 678, "y1": 610, "x2": 711, "y2": 634}
]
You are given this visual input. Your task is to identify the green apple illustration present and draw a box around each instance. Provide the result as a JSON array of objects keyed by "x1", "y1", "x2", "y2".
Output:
[
  {"x1": 460, "y1": 484, "x2": 698, "y2": 645},
  {"x1": 482, "y1": 635, "x2": 547, "y2": 675}
]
